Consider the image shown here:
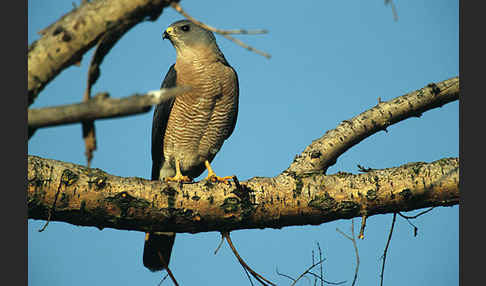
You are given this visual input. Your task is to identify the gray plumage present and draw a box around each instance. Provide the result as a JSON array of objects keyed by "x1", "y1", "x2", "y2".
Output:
[{"x1": 143, "y1": 20, "x2": 239, "y2": 272}]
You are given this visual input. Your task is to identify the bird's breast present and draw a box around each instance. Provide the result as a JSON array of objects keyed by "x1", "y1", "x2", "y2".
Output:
[{"x1": 163, "y1": 61, "x2": 238, "y2": 173}]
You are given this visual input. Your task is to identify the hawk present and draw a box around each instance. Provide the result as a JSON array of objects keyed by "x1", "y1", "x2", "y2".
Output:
[{"x1": 143, "y1": 20, "x2": 239, "y2": 272}]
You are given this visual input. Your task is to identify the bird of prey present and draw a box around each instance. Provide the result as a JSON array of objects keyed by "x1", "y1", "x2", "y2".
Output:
[{"x1": 143, "y1": 20, "x2": 239, "y2": 272}]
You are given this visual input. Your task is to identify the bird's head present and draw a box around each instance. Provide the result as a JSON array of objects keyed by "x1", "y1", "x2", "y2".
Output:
[{"x1": 163, "y1": 20, "x2": 222, "y2": 59}]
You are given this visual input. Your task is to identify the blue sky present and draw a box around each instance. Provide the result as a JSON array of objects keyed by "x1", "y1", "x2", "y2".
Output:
[{"x1": 28, "y1": 1, "x2": 458, "y2": 285}]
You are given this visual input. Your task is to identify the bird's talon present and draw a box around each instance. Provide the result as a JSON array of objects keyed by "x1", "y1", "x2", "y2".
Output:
[
  {"x1": 206, "y1": 175, "x2": 232, "y2": 183},
  {"x1": 165, "y1": 175, "x2": 192, "y2": 183}
]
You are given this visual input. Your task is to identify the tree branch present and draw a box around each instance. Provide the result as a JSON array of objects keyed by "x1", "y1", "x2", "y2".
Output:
[
  {"x1": 28, "y1": 87, "x2": 190, "y2": 135},
  {"x1": 336, "y1": 220, "x2": 359, "y2": 286},
  {"x1": 286, "y1": 77, "x2": 459, "y2": 175},
  {"x1": 27, "y1": 0, "x2": 172, "y2": 106},
  {"x1": 28, "y1": 155, "x2": 459, "y2": 234},
  {"x1": 28, "y1": 75, "x2": 460, "y2": 233},
  {"x1": 380, "y1": 213, "x2": 397, "y2": 286}
]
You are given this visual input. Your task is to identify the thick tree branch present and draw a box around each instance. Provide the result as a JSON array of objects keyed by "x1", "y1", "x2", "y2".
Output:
[
  {"x1": 28, "y1": 76, "x2": 460, "y2": 233},
  {"x1": 28, "y1": 87, "x2": 189, "y2": 135},
  {"x1": 286, "y1": 77, "x2": 459, "y2": 175},
  {"x1": 28, "y1": 155, "x2": 459, "y2": 234},
  {"x1": 27, "y1": 0, "x2": 173, "y2": 106}
]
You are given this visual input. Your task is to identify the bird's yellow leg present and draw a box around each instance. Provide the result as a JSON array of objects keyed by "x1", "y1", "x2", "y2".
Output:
[
  {"x1": 204, "y1": 160, "x2": 233, "y2": 182},
  {"x1": 165, "y1": 159, "x2": 192, "y2": 182}
]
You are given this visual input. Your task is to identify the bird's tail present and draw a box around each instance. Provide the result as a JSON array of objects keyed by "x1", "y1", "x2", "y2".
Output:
[{"x1": 143, "y1": 232, "x2": 176, "y2": 272}]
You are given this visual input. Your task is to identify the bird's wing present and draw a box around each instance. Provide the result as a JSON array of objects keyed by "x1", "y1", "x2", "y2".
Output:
[
  {"x1": 151, "y1": 64, "x2": 177, "y2": 180},
  {"x1": 224, "y1": 64, "x2": 239, "y2": 140}
]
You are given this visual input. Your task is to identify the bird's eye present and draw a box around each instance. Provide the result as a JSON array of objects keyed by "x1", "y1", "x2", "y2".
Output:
[{"x1": 181, "y1": 25, "x2": 190, "y2": 32}]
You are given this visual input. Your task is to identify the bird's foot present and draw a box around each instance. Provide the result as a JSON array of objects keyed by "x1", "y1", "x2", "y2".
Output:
[
  {"x1": 204, "y1": 160, "x2": 232, "y2": 183},
  {"x1": 205, "y1": 173, "x2": 233, "y2": 183},
  {"x1": 165, "y1": 174, "x2": 192, "y2": 183}
]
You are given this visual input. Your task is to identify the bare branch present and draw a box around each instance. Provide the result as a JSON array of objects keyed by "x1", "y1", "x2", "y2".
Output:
[
  {"x1": 384, "y1": 0, "x2": 399, "y2": 22},
  {"x1": 170, "y1": 2, "x2": 271, "y2": 59},
  {"x1": 81, "y1": 119, "x2": 96, "y2": 168},
  {"x1": 242, "y1": 265, "x2": 256, "y2": 286},
  {"x1": 318, "y1": 242, "x2": 323, "y2": 286},
  {"x1": 220, "y1": 34, "x2": 272, "y2": 59},
  {"x1": 157, "y1": 252, "x2": 179, "y2": 286},
  {"x1": 171, "y1": 3, "x2": 267, "y2": 35},
  {"x1": 398, "y1": 207, "x2": 435, "y2": 237},
  {"x1": 295, "y1": 243, "x2": 347, "y2": 286},
  {"x1": 157, "y1": 273, "x2": 169, "y2": 286},
  {"x1": 289, "y1": 259, "x2": 325, "y2": 286},
  {"x1": 307, "y1": 272, "x2": 346, "y2": 285},
  {"x1": 223, "y1": 231, "x2": 276, "y2": 286},
  {"x1": 358, "y1": 214, "x2": 367, "y2": 239},
  {"x1": 27, "y1": 155, "x2": 459, "y2": 234},
  {"x1": 357, "y1": 165, "x2": 375, "y2": 173},
  {"x1": 401, "y1": 216, "x2": 418, "y2": 237},
  {"x1": 398, "y1": 207, "x2": 435, "y2": 219},
  {"x1": 287, "y1": 77, "x2": 459, "y2": 175},
  {"x1": 213, "y1": 235, "x2": 225, "y2": 255},
  {"x1": 28, "y1": 87, "x2": 189, "y2": 133},
  {"x1": 336, "y1": 219, "x2": 359, "y2": 286},
  {"x1": 28, "y1": 0, "x2": 171, "y2": 106},
  {"x1": 380, "y1": 213, "x2": 397, "y2": 286},
  {"x1": 276, "y1": 267, "x2": 297, "y2": 283}
]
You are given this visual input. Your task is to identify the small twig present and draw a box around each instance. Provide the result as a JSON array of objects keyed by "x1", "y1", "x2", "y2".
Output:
[
  {"x1": 306, "y1": 272, "x2": 346, "y2": 285},
  {"x1": 37, "y1": 212, "x2": 52, "y2": 232},
  {"x1": 157, "y1": 252, "x2": 179, "y2": 286},
  {"x1": 317, "y1": 242, "x2": 323, "y2": 286},
  {"x1": 357, "y1": 164, "x2": 374, "y2": 173},
  {"x1": 380, "y1": 213, "x2": 397, "y2": 286},
  {"x1": 157, "y1": 273, "x2": 169, "y2": 286},
  {"x1": 243, "y1": 265, "x2": 256, "y2": 286},
  {"x1": 38, "y1": 180, "x2": 64, "y2": 232},
  {"x1": 275, "y1": 267, "x2": 296, "y2": 283},
  {"x1": 289, "y1": 259, "x2": 325, "y2": 286},
  {"x1": 222, "y1": 231, "x2": 276, "y2": 286},
  {"x1": 220, "y1": 34, "x2": 271, "y2": 59},
  {"x1": 401, "y1": 217, "x2": 418, "y2": 237},
  {"x1": 312, "y1": 250, "x2": 317, "y2": 286},
  {"x1": 278, "y1": 242, "x2": 345, "y2": 286},
  {"x1": 214, "y1": 233, "x2": 225, "y2": 255},
  {"x1": 307, "y1": 272, "x2": 346, "y2": 285},
  {"x1": 358, "y1": 214, "x2": 367, "y2": 239},
  {"x1": 398, "y1": 207, "x2": 435, "y2": 219},
  {"x1": 170, "y1": 2, "x2": 267, "y2": 35},
  {"x1": 232, "y1": 175, "x2": 242, "y2": 190},
  {"x1": 171, "y1": 2, "x2": 271, "y2": 59},
  {"x1": 384, "y1": 0, "x2": 399, "y2": 22},
  {"x1": 398, "y1": 207, "x2": 434, "y2": 237},
  {"x1": 336, "y1": 229, "x2": 352, "y2": 241},
  {"x1": 82, "y1": 37, "x2": 99, "y2": 168},
  {"x1": 336, "y1": 219, "x2": 359, "y2": 286}
]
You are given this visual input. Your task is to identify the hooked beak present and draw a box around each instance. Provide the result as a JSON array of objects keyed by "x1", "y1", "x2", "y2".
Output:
[
  {"x1": 163, "y1": 31, "x2": 169, "y2": 40},
  {"x1": 163, "y1": 26, "x2": 174, "y2": 40}
]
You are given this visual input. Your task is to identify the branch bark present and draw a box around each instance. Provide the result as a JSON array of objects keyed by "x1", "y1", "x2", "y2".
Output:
[
  {"x1": 27, "y1": 0, "x2": 173, "y2": 106},
  {"x1": 28, "y1": 87, "x2": 189, "y2": 134},
  {"x1": 287, "y1": 77, "x2": 459, "y2": 175},
  {"x1": 28, "y1": 155, "x2": 458, "y2": 234},
  {"x1": 27, "y1": 76, "x2": 460, "y2": 234}
]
